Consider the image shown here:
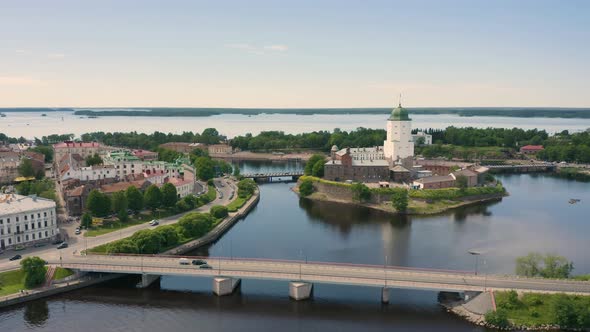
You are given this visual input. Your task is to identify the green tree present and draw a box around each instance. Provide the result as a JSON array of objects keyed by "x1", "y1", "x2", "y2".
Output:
[
  {"x1": 541, "y1": 254, "x2": 574, "y2": 279},
  {"x1": 195, "y1": 156, "x2": 216, "y2": 180},
  {"x1": 117, "y1": 209, "x2": 129, "y2": 223},
  {"x1": 237, "y1": 179, "x2": 257, "y2": 198},
  {"x1": 81, "y1": 212, "x2": 92, "y2": 228},
  {"x1": 86, "y1": 190, "x2": 112, "y2": 217},
  {"x1": 299, "y1": 179, "x2": 314, "y2": 196},
  {"x1": 85, "y1": 153, "x2": 103, "y2": 166},
  {"x1": 552, "y1": 294, "x2": 579, "y2": 328},
  {"x1": 30, "y1": 145, "x2": 54, "y2": 163},
  {"x1": 304, "y1": 154, "x2": 326, "y2": 175},
  {"x1": 18, "y1": 158, "x2": 35, "y2": 177},
  {"x1": 161, "y1": 183, "x2": 178, "y2": 208},
  {"x1": 20, "y1": 257, "x2": 46, "y2": 288},
  {"x1": 485, "y1": 309, "x2": 510, "y2": 328},
  {"x1": 111, "y1": 190, "x2": 128, "y2": 215},
  {"x1": 210, "y1": 205, "x2": 229, "y2": 219},
  {"x1": 144, "y1": 185, "x2": 162, "y2": 211},
  {"x1": 126, "y1": 186, "x2": 144, "y2": 213},
  {"x1": 455, "y1": 175, "x2": 468, "y2": 190},
  {"x1": 390, "y1": 188, "x2": 408, "y2": 212},
  {"x1": 233, "y1": 165, "x2": 240, "y2": 177},
  {"x1": 311, "y1": 159, "x2": 325, "y2": 177},
  {"x1": 516, "y1": 253, "x2": 543, "y2": 277},
  {"x1": 351, "y1": 182, "x2": 371, "y2": 202}
]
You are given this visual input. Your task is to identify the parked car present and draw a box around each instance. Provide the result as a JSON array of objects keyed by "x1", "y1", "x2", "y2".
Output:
[
  {"x1": 178, "y1": 258, "x2": 190, "y2": 265},
  {"x1": 199, "y1": 264, "x2": 213, "y2": 269},
  {"x1": 57, "y1": 242, "x2": 68, "y2": 249},
  {"x1": 149, "y1": 220, "x2": 159, "y2": 226},
  {"x1": 9, "y1": 254, "x2": 22, "y2": 261},
  {"x1": 75, "y1": 229, "x2": 81, "y2": 235},
  {"x1": 14, "y1": 245, "x2": 25, "y2": 251},
  {"x1": 191, "y1": 259, "x2": 207, "y2": 266},
  {"x1": 33, "y1": 242, "x2": 46, "y2": 248}
]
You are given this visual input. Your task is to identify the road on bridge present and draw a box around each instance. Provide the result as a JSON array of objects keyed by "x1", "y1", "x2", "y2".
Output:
[{"x1": 53, "y1": 255, "x2": 590, "y2": 295}]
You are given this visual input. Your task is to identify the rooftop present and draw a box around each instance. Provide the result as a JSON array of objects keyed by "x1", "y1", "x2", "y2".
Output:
[
  {"x1": 0, "y1": 194, "x2": 56, "y2": 215},
  {"x1": 53, "y1": 141, "x2": 103, "y2": 149},
  {"x1": 414, "y1": 175, "x2": 455, "y2": 184},
  {"x1": 326, "y1": 159, "x2": 389, "y2": 167},
  {"x1": 521, "y1": 145, "x2": 544, "y2": 150}
]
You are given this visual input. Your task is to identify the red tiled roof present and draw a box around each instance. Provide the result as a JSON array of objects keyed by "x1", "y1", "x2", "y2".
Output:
[{"x1": 520, "y1": 145, "x2": 544, "y2": 151}]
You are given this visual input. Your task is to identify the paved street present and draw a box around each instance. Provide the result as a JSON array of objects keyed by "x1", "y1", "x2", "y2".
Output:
[
  {"x1": 0, "y1": 178, "x2": 236, "y2": 272},
  {"x1": 55, "y1": 255, "x2": 590, "y2": 295}
]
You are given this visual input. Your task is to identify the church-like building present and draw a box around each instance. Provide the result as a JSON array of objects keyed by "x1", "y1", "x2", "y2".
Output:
[{"x1": 324, "y1": 103, "x2": 415, "y2": 183}]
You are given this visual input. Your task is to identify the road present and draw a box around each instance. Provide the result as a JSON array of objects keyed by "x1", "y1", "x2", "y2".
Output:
[
  {"x1": 54, "y1": 255, "x2": 590, "y2": 295},
  {"x1": 0, "y1": 178, "x2": 236, "y2": 272}
]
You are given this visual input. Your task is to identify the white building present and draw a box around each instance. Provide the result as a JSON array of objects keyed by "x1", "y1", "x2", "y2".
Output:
[
  {"x1": 412, "y1": 131, "x2": 433, "y2": 145},
  {"x1": 167, "y1": 177, "x2": 195, "y2": 198},
  {"x1": 383, "y1": 103, "x2": 414, "y2": 162},
  {"x1": 60, "y1": 165, "x2": 117, "y2": 182},
  {"x1": 0, "y1": 194, "x2": 59, "y2": 249}
]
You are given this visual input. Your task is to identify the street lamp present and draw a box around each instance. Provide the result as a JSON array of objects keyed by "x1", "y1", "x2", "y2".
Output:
[{"x1": 468, "y1": 250, "x2": 481, "y2": 275}]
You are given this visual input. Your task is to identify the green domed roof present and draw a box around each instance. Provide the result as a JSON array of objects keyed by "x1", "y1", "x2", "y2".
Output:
[{"x1": 388, "y1": 103, "x2": 410, "y2": 121}]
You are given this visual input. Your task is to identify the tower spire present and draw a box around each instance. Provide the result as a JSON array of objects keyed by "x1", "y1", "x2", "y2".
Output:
[{"x1": 398, "y1": 93, "x2": 402, "y2": 107}]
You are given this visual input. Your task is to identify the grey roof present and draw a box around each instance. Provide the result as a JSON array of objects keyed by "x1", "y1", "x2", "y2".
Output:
[
  {"x1": 414, "y1": 175, "x2": 455, "y2": 184},
  {"x1": 0, "y1": 194, "x2": 56, "y2": 216}
]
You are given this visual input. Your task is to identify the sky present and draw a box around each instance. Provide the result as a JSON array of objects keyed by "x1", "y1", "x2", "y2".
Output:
[{"x1": 0, "y1": 0, "x2": 589, "y2": 108}]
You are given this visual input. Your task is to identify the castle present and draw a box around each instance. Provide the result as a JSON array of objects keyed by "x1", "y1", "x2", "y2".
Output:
[{"x1": 324, "y1": 103, "x2": 415, "y2": 183}]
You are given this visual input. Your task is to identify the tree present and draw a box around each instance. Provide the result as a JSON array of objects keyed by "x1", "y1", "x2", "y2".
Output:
[
  {"x1": 85, "y1": 153, "x2": 103, "y2": 166},
  {"x1": 299, "y1": 179, "x2": 314, "y2": 196},
  {"x1": 117, "y1": 209, "x2": 129, "y2": 223},
  {"x1": 390, "y1": 188, "x2": 408, "y2": 212},
  {"x1": 485, "y1": 309, "x2": 510, "y2": 328},
  {"x1": 233, "y1": 165, "x2": 240, "y2": 177},
  {"x1": 516, "y1": 253, "x2": 542, "y2": 277},
  {"x1": 351, "y1": 182, "x2": 371, "y2": 202},
  {"x1": 30, "y1": 145, "x2": 54, "y2": 163},
  {"x1": 210, "y1": 205, "x2": 229, "y2": 219},
  {"x1": 161, "y1": 183, "x2": 178, "y2": 208},
  {"x1": 237, "y1": 179, "x2": 257, "y2": 198},
  {"x1": 195, "y1": 156, "x2": 216, "y2": 180},
  {"x1": 311, "y1": 159, "x2": 325, "y2": 177},
  {"x1": 541, "y1": 254, "x2": 574, "y2": 279},
  {"x1": 20, "y1": 257, "x2": 46, "y2": 288},
  {"x1": 86, "y1": 190, "x2": 112, "y2": 217},
  {"x1": 304, "y1": 154, "x2": 326, "y2": 176},
  {"x1": 111, "y1": 191, "x2": 128, "y2": 215},
  {"x1": 18, "y1": 158, "x2": 35, "y2": 177},
  {"x1": 144, "y1": 185, "x2": 162, "y2": 211},
  {"x1": 455, "y1": 175, "x2": 468, "y2": 190},
  {"x1": 126, "y1": 186, "x2": 144, "y2": 213},
  {"x1": 81, "y1": 212, "x2": 92, "y2": 228},
  {"x1": 552, "y1": 294, "x2": 579, "y2": 328}
]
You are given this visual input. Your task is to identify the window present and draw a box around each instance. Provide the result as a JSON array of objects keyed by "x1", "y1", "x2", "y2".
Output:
[
  {"x1": 7, "y1": 218, "x2": 10, "y2": 223},
  {"x1": 44, "y1": 221, "x2": 47, "y2": 227},
  {"x1": 32, "y1": 234, "x2": 35, "y2": 240},
  {"x1": 8, "y1": 238, "x2": 11, "y2": 245},
  {"x1": 39, "y1": 232, "x2": 42, "y2": 238},
  {"x1": 24, "y1": 215, "x2": 28, "y2": 221},
  {"x1": 38, "y1": 222, "x2": 41, "y2": 228},
  {"x1": 17, "y1": 236, "x2": 20, "y2": 243},
  {"x1": 31, "y1": 214, "x2": 34, "y2": 220},
  {"x1": 45, "y1": 231, "x2": 48, "y2": 237},
  {"x1": 25, "y1": 235, "x2": 29, "y2": 241},
  {"x1": 44, "y1": 212, "x2": 47, "y2": 217},
  {"x1": 31, "y1": 223, "x2": 35, "y2": 229},
  {"x1": 16, "y1": 216, "x2": 19, "y2": 222},
  {"x1": 25, "y1": 224, "x2": 28, "y2": 231},
  {"x1": 37, "y1": 213, "x2": 41, "y2": 218}
]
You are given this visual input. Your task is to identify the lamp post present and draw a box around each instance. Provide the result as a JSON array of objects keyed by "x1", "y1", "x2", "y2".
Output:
[
  {"x1": 384, "y1": 255, "x2": 388, "y2": 288},
  {"x1": 468, "y1": 250, "x2": 481, "y2": 275}
]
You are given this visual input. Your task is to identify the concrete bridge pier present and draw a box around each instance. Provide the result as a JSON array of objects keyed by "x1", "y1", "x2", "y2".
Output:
[
  {"x1": 289, "y1": 281, "x2": 313, "y2": 301},
  {"x1": 381, "y1": 287, "x2": 390, "y2": 304},
  {"x1": 139, "y1": 273, "x2": 160, "y2": 288},
  {"x1": 213, "y1": 277, "x2": 241, "y2": 296}
]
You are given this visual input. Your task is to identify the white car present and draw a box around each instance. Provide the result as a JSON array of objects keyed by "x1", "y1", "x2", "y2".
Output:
[{"x1": 149, "y1": 220, "x2": 159, "y2": 226}]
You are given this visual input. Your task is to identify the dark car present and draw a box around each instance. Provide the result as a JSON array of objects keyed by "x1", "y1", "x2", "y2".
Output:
[
  {"x1": 34, "y1": 242, "x2": 46, "y2": 248},
  {"x1": 57, "y1": 242, "x2": 68, "y2": 249},
  {"x1": 199, "y1": 264, "x2": 213, "y2": 269},
  {"x1": 9, "y1": 254, "x2": 22, "y2": 261},
  {"x1": 191, "y1": 259, "x2": 207, "y2": 266}
]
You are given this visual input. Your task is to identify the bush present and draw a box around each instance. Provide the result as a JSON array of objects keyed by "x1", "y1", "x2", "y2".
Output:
[
  {"x1": 210, "y1": 205, "x2": 229, "y2": 219},
  {"x1": 485, "y1": 309, "x2": 510, "y2": 328},
  {"x1": 237, "y1": 179, "x2": 256, "y2": 198},
  {"x1": 351, "y1": 182, "x2": 371, "y2": 202},
  {"x1": 299, "y1": 179, "x2": 314, "y2": 197},
  {"x1": 390, "y1": 188, "x2": 408, "y2": 212}
]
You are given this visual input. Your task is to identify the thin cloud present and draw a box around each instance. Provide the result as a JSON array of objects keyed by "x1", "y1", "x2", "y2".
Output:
[
  {"x1": 48, "y1": 53, "x2": 66, "y2": 59},
  {"x1": 0, "y1": 76, "x2": 43, "y2": 86},
  {"x1": 226, "y1": 43, "x2": 288, "y2": 54}
]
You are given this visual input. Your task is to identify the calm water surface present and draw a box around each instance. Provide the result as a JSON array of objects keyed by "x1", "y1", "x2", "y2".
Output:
[
  {"x1": 1, "y1": 163, "x2": 588, "y2": 331},
  {"x1": 3, "y1": 111, "x2": 590, "y2": 138}
]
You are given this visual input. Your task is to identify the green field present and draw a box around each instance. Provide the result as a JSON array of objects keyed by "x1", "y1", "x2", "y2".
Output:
[
  {"x1": 53, "y1": 267, "x2": 74, "y2": 280},
  {"x1": 0, "y1": 269, "x2": 26, "y2": 297}
]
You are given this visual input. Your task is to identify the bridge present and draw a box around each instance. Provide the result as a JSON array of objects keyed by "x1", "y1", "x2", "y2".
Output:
[
  {"x1": 485, "y1": 163, "x2": 556, "y2": 173},
  {"x1": 241, "y1": 171, "x2": 304, "y2": 182},
  {"x1": 52, "y1": 254, "x2": 590, "y2": 303}
]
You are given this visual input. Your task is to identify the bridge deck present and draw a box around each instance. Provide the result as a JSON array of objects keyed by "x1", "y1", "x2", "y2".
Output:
[{"x1": 52, "y1": 255, "x2": 590, "y2": 295}]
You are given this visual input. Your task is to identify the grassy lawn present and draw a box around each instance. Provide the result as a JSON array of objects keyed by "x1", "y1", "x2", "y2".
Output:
[
  {"x1": 0, "y1": 269, "x2": 26, "y2": 297},
  {"x1": 226, "y1": 196, "x2": 248, "y2": 212},
  {"x1": 53, "y1": 267, "x2": 74, "y2": 280},
  {"x1": 206, "y1": 184, "x2": 217, "y2": 201},
  {"x1": 84, "y1": 209, "x2": 178, "y2": 237},
  {"x1": 494, "y1": 291, "x2": 590, "y2": 328}
]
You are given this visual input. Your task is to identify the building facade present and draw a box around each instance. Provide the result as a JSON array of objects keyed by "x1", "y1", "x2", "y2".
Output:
[
  {"x1": 412, "y1": 131, "x2": 433, "y2": 145},
  {"x1": 383, "y1": 103, "x2": 414, "y2": 162},
  {"x1": 0, "y1": 194, "x2": 59, "y2": 249}
]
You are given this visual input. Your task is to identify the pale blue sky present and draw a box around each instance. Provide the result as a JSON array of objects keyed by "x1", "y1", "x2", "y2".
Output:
[{"x1": 1, "y1": 0, "x2": 589, "y2": 107}]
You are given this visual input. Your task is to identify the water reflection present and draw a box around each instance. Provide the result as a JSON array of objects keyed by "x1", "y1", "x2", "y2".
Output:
[{"x1": 23, "y1": 300, "x2": 49, "y2": 327}]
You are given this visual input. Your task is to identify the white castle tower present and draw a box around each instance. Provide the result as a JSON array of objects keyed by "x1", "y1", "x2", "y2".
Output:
[{"x1": 383, "y1": 102, "x2": 414, "y2": 162}]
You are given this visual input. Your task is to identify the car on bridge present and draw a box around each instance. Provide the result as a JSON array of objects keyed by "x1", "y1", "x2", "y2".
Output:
[
  {"x1": 191, "y1": 259, "x2": 207, "y2": 266},
  {"x1": 199, "y1": 264, "x2": 213, "y2": 269},
  {"x1": 179, "y1": 258, "x2": 190, "y2": 265}
]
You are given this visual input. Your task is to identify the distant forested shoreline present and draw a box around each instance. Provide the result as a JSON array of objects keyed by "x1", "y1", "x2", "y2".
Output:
[{"x1": 1, "y1": 107, "x2": 590, "y2": 118}]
